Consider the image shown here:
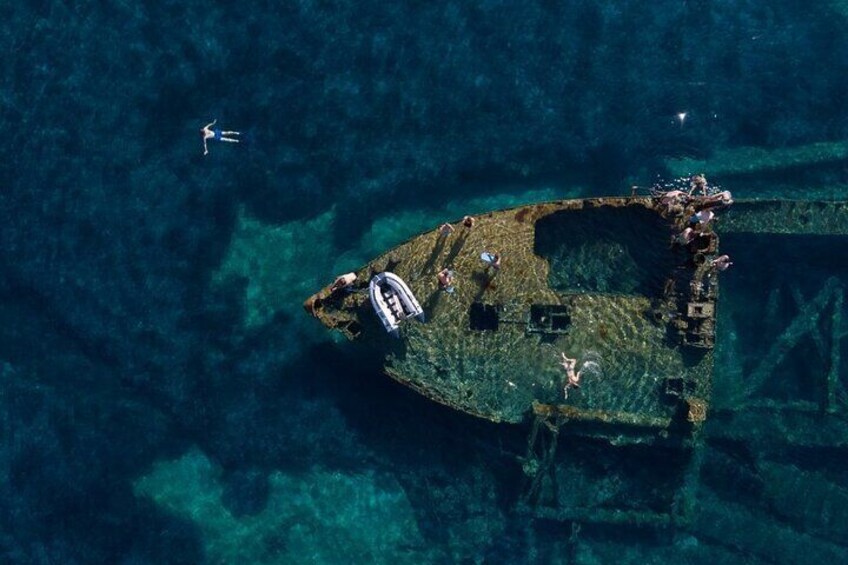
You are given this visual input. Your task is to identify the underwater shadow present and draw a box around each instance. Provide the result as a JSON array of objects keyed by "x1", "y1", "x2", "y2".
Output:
[{"x1": 420, "y1": 234, "x2": 447, "y2": 276}]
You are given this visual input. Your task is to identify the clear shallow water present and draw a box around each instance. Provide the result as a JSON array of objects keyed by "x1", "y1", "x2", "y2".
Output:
[
  {"x1": 2, "y1": 1, "x2": 848, "y2": 563},
  {"x1": 535, "y1": 205, "x2": 680, "y2": 295}
]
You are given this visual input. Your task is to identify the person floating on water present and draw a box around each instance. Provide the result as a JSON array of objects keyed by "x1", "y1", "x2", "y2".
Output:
[
  {"x1": 710, "y1": 254, "x2": 733, "y2": 272},
  {"x1": 201, "y1": 119, "x2": 241, "y2": 155}
]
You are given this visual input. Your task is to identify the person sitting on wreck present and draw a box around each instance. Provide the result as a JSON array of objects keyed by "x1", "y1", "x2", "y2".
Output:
[
  {"x1": 559, "y1": 353, "x2": 582, "y2": 398},
  {"x1": 462, "y1": 215, "x2": 475, "y2": 229},
  {"x1": 671, "y1": 227, "x2": 696, "y2": 247},
  {"x1": 437, "y1": 268, "x2": 455, "y2": 293},
  {"x1": 689, "y1": 209, "x2": 715, "y2": 227},
  {"x1": 659, "y1": 190, "x2": 688, "y2": 214},
  {"x1": 700, "y1": 189, "x2": 734, "y2": 209}
]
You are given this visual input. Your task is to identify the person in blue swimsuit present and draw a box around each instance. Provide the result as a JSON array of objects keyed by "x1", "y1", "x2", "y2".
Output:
[{"x1": 201, "y1": 119, "x2": 240, "y2": 155}]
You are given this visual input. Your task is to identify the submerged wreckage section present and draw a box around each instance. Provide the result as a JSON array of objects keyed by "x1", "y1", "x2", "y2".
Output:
[{"x1": 304, "y1": 189, "x2": 848, "y2": 540}]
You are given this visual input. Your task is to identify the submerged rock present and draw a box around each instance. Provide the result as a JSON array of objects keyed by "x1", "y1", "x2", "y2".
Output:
[{"x1": 134, "y1": 448, "x2": 428, "y2": 564}]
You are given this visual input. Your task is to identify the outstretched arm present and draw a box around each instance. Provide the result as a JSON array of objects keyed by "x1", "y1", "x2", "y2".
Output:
[
  {"x1": 203, "y1": 137, "x2": 209, "y2": 155},
  {"x1": 204, "y1": 119, "x2": 217, "y2": 129},
  {"x1": 559, "y1": 352, "x2": 577, "y2": 371}
]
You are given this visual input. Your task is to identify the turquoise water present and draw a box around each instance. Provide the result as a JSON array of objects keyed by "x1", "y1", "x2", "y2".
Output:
[{"x1": 2, "y1": 1, "x2": 848, "y2": 563}]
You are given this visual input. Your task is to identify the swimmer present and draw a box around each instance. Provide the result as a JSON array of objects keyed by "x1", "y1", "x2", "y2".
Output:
[
  {"x1": 710, "y1": 254, "x2": 733, "y2": 271},
  {"x1": 688, "y1": 174, "x2": 709, "y2": 196},
  {"x1": 201, "y1": 119, "x2": 241, "y2": 155}
]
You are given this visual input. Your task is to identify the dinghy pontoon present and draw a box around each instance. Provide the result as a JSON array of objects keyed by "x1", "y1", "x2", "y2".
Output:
[{"x1": 368, "y1": 272, "x2": 425, "y2": 335}]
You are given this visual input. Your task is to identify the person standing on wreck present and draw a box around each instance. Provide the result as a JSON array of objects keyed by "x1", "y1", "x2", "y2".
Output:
[
  {"x1": 201, "y1": 119, "x2": 241, "y2": 155},
  {"x1": 437, "y1": 268, "x2": 455, "y2": 293}
]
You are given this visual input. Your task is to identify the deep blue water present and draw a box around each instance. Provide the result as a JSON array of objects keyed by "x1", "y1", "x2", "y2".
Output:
[{"x1": 2, "y1": 1, "x2": 848, "y2": 563}]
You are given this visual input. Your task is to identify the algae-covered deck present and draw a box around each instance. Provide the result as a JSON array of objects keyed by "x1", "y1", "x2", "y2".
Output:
[{"x1": 306, "y1": 197, "x2": 714, "y2": 425}]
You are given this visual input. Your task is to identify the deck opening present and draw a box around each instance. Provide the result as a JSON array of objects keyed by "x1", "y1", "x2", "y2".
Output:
[
  {"x1": 528, "y1": 304, "x2": 572, "y2": 334},
  {"x1": 664, "y1": 376, "x2": 696, "y2": 398},
  {"x1": 534, "y1": 205, "x2": 677, "y2": 296},
  {"x1": 469, "y1": 302, "x2": 500, "y2": 331},
  {"x1": 336, "y1": 320, "x2": 362, "y2": 338}
]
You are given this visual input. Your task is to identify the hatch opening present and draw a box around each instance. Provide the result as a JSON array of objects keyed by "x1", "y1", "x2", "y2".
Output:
[
  {"x1": 469, "y1": 302, "x2": 500, "y2": 331},
  {"x1": 528, "y1": 304, "x2": 572, "y2": 334}
]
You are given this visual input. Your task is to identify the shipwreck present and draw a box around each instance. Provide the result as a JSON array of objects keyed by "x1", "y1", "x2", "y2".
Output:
[{"x1": 304, "y1": 180, "x2": 848, "y2": 541}]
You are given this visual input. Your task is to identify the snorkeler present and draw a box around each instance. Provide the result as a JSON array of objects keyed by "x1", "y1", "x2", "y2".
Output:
[{"x1": 201, "y1": 119, "x2": 241, "y2": 155}]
